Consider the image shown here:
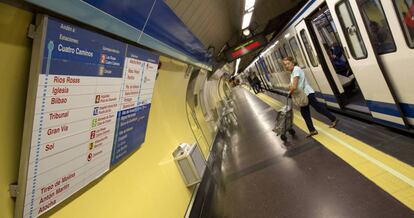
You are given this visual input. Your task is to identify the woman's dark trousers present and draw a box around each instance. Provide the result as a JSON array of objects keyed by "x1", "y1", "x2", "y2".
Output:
[{"x1": 300, "y1": 93, "x2": 336, "y2": 132}]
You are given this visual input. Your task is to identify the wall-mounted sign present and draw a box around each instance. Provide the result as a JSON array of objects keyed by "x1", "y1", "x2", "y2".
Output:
[
  {"x1": 224, "y1": 34, "x2": 267, "y2": 62},
  {"x1": 16, "y1": 16, "x2": 159, "y2": 218}
]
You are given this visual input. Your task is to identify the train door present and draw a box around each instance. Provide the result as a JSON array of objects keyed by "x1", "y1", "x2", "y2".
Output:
[
  {"x1": 355, "y1": 0, "x2": 414, "y2": 127},
  {"x1": 308, "y1": 5, "x2": 372, "y2": 114},
  {"x1": 295, "y1": 20, "x2": 334, "y2": 106},
  {"x1": 327, "y1": 0, "x2": 407, "y2": 127}
]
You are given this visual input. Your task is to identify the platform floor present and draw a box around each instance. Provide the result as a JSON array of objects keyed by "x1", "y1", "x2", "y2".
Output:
[
  {"x1": 202, "y1": 88, "x2": 413, "y2": 218},
  {"x1": 266, "y1": 91, "x2": 414, "y2": 167}
]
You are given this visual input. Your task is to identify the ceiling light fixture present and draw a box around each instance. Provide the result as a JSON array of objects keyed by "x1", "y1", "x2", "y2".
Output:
[{"x1": 242, "y1": 28, "x2": 251, "y2": 36}]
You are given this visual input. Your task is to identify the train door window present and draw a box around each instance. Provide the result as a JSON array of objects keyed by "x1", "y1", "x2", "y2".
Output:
[
  {"x1": 300, "y1": 30, "x2": 319, "y2": 67},
  {"x1": 283, "y1": 43, "x2": 294, "y2": 57},
  {"x1": 289, "y1": 37, "x2": 306, "y2": 68},
  {"x1": 358, "y1": 0, "x2": 396, "y2": 54},
  {"x1": 336, "y1": 0, "x2": 368, "y2": 59},
  {"x1": 393, "y1": 0, "x2": 414, "y2": 48}
]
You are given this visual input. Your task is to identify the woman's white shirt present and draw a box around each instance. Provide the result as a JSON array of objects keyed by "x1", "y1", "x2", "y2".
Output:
[{"x1": 290, "y1": 66, "x2": 314, "y2": 96}]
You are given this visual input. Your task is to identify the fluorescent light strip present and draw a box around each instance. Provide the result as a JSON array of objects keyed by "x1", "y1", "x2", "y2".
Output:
[
  {"x1": 242, "y1": 12, "x2": 253, "y2": 29},
  {"x1": 245, "y1": 0, "x2": 255, "y2": 11},
  {"x1": 235, "y1": 58, "x2": 240, "y2": 74}
]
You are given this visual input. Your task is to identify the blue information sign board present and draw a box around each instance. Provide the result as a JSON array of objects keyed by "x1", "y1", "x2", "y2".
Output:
[{"x1": 19, "y1": 16, "x2": 159, "y2": 218}]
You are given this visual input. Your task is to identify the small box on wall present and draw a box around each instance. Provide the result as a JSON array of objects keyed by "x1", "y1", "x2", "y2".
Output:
[{"x1": 173, "y1": 143, "x2": 206, "y2": 187}]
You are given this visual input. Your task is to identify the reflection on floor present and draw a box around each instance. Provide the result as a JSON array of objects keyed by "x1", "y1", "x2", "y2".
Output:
[{"x1": 198, "y1": 88, "x2": 413, "y2": 218}]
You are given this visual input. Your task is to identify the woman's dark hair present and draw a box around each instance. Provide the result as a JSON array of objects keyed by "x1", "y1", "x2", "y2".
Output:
[{"x1": 282, "y1": 56, "x2": 296, "y2": 64}]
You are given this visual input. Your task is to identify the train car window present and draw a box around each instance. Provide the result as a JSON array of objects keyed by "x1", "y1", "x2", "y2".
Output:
[
  {"x1": 358, "y1": 0, "x2": 396, "y2": 54},
  {"x1": 283, "y1": 43, "x2": 294, "y2": 58},
  {"x1": 268, "y1": 55, "x2": 277, "y2": 72},
  {"x1": 336, "y1": 0, "x2": 368, "y2": 59},
  {"x1": 279, "y1": 47, "x2": 287, "y2": 58},
  {"x1": 276, "y1": 52, "x2": 284, "y2": 72},
  {"x1": 260, "y1": 60, "x2": 267, "y2": 76},
  {"x1": 393, "y1": 0, "x2": 414, "y2": 48},
  {"x1": 262, "y1": 57, "x2": 268, "y2": 72},
  {"x1": 269, "y1": 56, "x2": 276, "y2": 72},
  {"x1": 263, "y1": 56, "x2": 272, "y2": 71},
  {"x1": 300, "y1": 30, "x2": 319, "y2": 67},
  {"x1": 289, "y1": 37, "x2": 306, "y2": 68},
  {"x1": 255, "y1": 62, "x2": 263, "y2": 75},
  {"x1": 274, "y1": 50, "x2": 285, "y2": 72},
  {"x1": 255, "y1": 63, "x2": 267, "y2": 84},
  {"x1": 265, "y1": 56, "x2": 273, "y2": 72},
  {"x1": 271, "y1": 52, "x2": 282, "y2": 72}
]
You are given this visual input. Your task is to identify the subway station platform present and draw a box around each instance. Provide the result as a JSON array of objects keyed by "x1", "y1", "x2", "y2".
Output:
[{"x1": 194, "y1": 87, "x2": 414, "y2": 218}]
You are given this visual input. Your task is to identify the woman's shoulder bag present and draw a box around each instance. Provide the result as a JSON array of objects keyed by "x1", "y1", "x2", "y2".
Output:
[{"x1": 291, "y1": 89, "x2": 309, "y2": 107}]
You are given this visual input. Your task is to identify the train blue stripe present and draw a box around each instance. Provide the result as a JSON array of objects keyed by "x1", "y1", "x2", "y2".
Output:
[
  {"x1": 316, "y1": 93, "x2": 414, "y2": 119},
  {"x1": 314, "y1": 91, "x2": 324, "y2": 99},
  {"x1": 366, "y1": 100, "x2": 402, "y2": 117},
  {"x1": 372, "y1": 118, "x2": 407, "y2": 129},
  {"x1": 400, "y1": 103, "x2": 414, "y2": 118}
]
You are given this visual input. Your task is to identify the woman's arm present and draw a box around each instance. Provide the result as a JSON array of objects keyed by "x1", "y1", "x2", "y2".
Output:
[{"x1": 289, "y1": 76, "x2": 299, "y2": 96}]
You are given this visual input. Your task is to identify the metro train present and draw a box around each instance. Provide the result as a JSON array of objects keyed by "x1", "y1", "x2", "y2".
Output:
[{"x1": 244, "y1": 0, "x2": 414, "y2": 131}]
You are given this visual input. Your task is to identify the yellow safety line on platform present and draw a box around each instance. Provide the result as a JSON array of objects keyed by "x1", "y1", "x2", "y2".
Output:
[{"x1": 243, "y1": 88, "x2": 414, "y2": 210}]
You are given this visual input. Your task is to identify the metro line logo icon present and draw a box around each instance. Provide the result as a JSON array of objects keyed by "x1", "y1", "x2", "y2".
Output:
[
  {"x1": 87, "y1": 153, "x2": 92, "y2": 161},
  {"x1": 99, "y1": 66, "x2": 105, "y2": 76},
  {"x1": 91, "y1": 118, "x2": 97, "y2": 128},
  {"x1": 100, "y1": 54, "x2": 106, "y2": 64},
  {"x1": 93, "y1": 107, "x2": 99, "y2": 116},
  {"x1": 90, "y1": 131, "x2": 96, "y2": 139},
  {"x1": 95, "y1": 95, "x2": 100, "y2": 103},
  {"x1": 89, "y1": 143, "x2": 94, "y2": 150}
]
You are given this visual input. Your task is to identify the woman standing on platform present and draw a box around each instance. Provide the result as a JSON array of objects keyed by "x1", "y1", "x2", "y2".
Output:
[{"x1": 282, "y1": 57, "x2": 338, "y2": 137}]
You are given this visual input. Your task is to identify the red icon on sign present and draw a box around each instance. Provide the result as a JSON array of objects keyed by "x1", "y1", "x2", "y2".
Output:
[
  {"x1": 87, "y1": 153, "x2": 93, "y2": 162},
  {"x1": 90, "y1": 131, "x2": 96, "y2": 139},
  {"x1": 100, "y1": 54, "x2": 106, "y2": 64}
]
